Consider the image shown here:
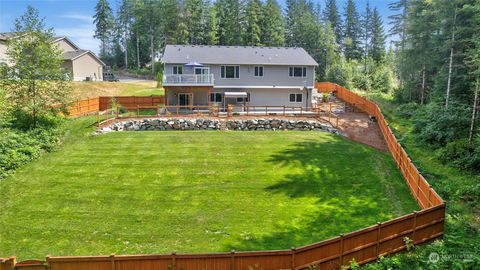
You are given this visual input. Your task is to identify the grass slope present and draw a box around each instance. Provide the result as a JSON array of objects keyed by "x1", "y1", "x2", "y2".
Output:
[
  {"x1": 361, "y1": 92, "x2": 480, "y2": 269},
  {"x1": 0, "y1": 118, "x2": 417, "y2": 260},
  {"x1": 73, "y1": 81, "x2": 163, "y2": 99}
]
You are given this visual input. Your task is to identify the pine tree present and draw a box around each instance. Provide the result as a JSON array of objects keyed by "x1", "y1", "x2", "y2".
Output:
[
  {"x1": 244, "y1": 0, "x2": 263, "y2": 46},
  {"x1": 116, "y1": 0, "x2": 132, "y2": 68},
  {"x1": 369, "y1": 7, "x2": 386, "y2": 62},
  {"x1": 261, "y1": 0, "x2": 285, "y2": 46},
  {"x1": 215, "y1": 0, "x2": 245, "y2": 45},
  {"x1": 343, "y1": 0, "x2": 362, "y2": 60},
  {"x1": 184, "y1": 0, "x2": 204, "y2": 44},
  {"x1": 360, "y1": 1, "x2": 372, "y2": 71},
  {"x1": 388, "y1": 0, "x2": 408, "y2": 90},
  {"x1": 93, "y1": 0, "x2": 115, "y2": 61},
  {"x1": 323, "y1": 0, "x2": 342, "y2": 44},
  {"x1": 203, "y1": 2, "x2": 219, "y2": 45}
]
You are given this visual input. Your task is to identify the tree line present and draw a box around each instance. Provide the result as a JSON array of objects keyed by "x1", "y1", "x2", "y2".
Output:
[{"x1": 93, "y1": 0, "x2": 387, "y2": 82}]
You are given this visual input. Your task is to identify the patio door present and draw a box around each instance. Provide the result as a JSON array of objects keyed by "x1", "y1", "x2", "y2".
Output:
[{"x1": 178, "y1": 93, "x2": 191, "y2": 106}]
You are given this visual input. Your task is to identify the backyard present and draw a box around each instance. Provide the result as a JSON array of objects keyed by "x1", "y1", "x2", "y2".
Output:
[
  {"x1": 0, "y1": 117, "x2": 418, "y2": 260},
  {"x1": 73, "y1": 81, "x2": 163, "y2": 99}
]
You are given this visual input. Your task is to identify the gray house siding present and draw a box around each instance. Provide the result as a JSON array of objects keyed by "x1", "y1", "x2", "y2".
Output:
[
  {"x1": 164, "y1": 64, "x2": 315, "y2": 88},
  {"x1": 166, "y1": 87, "x2": 312, "y2": 107}
]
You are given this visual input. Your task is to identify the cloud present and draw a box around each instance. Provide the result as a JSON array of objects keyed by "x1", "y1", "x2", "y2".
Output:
[{"x1": 60, "y1": 14, "x2": 93, "y2": 23}]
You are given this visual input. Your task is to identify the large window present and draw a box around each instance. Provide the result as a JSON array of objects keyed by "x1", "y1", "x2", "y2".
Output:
[
  {"x1": 236, "y1": 93, "x2": 250, "y2": 103},
  {"x1": 173, "y1": 65, "x2": 183, "y2": 75},
  {"x1": 288, "y1": 66, "x2": 307, "y2": 77},
  {"x1": 221, "y1": 65, "x2": 240, "y2": 78},
  {"x1": 210, "y1": 92, "x2": 222, "y2": 103},
  {"x1": 254, "y1": 66, "x2": 264, "y2": 77},
  {"x1": 289, "y1": 93, "x2": 303, "y2": 103}
]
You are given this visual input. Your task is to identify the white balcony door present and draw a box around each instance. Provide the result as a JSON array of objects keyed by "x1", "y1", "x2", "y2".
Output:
[{"x1": 194, "y1": 67, "x2": 210, "y2": 75}]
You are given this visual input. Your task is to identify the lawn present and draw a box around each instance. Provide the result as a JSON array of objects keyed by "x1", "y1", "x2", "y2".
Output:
[
  {"x1": 0, "y1": 118, "x2": 418, "y2": 260},
  {"x1": 73, "y1": 81, "x2": 163, "y2": 99}
]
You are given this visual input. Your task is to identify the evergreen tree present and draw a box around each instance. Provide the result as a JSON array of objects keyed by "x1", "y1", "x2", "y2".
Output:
[
  {"x1": 388, "y1": 0, "x2": 408, "y2": 89},
  {"x1": 343, "y1": 0, "x2": 362, "y2": 59},
  {"x1": 202, "y1": 2, "x2": 219, "y2": 45},
  {"x1": 360, "y1": 1, "x2": 372, "y2": 71},
  {"x1": 215, "y1": 0, "x2": 245, "y2": 45},
  {"x1": 244, "y1": 0, "x2": 263, "y2": 46},
  {"x1": 93, "y1": 0, "x2": 115, "y2": 62},
  {"x1": 323, "y1": 0, "x2": 342, "y2": 44},
  {"x1": 369, "y1": 7, "x2": 386, "y2": 62},
  {"x1": 184, "y1": 0, "x2": 204, "y2": 44},
  {"x1": 261, "y1": 0, "x2": 285, "y2": 46},
  {"x1": 116, "y1": 0, "x2": 132, "y2": 68}
]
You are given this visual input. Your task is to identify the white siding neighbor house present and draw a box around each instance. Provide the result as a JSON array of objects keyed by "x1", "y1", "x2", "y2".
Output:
[
  {"x1": 162, "y1": 45, "x2": 318, "y2": 109},
  {"x1": 0, "y1": 33, "x2": 104, "y2": 81}
]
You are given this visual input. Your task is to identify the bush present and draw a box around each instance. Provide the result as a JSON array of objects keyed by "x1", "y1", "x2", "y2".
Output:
[
  {"x1": 396, "y1": 102, "x2": 421, "y2": 119},
  {"x1": 412, "y1": 102, "x2": 471, "y2": 147},
  {"x1": 0, "y1": 124, "x2": 64, "y2": 180}
]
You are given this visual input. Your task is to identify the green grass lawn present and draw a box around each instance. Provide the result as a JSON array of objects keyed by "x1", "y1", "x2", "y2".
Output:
[{"x1": 0, "y1": 118, "x2": 418, "y2": 260}]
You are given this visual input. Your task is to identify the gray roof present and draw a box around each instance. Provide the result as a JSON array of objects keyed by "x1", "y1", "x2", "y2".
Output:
[
  {"x1": 162, "y1": 45, "x2": 318, "y2": 66},
  {"x1": 0, "y1": 32, "x2": 19, "y2": 41},
  {"x1": 61, "y1": 50, "x2": 105, "y2": 66}
]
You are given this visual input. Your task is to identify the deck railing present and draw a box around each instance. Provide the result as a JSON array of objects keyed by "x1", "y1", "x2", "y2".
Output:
[{"x1": 162, "y1": 74, "x2": 214, "y2": 85}]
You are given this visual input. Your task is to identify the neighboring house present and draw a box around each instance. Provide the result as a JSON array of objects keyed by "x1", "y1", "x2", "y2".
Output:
[
  {"x1": 0, "y1": 33, "x2": 104, "y2": 81},
  {"x1": 162, "y1": 45, "x2": 318, "y2": 109}
]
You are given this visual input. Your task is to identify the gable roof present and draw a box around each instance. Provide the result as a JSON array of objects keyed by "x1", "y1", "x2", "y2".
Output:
[
  {"x1": 62, "y1": 50, "x2": 105, "y2": 66},
  {"x1": 162, "y1": 45, "x2": 319, "y2": 66},
  {"x1": 52, "y1": 36, "x2": 80, "y2": 50}
]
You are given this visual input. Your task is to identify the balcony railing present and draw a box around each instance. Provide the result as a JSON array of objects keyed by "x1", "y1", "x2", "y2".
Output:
[{"x1": 163, "y1": 74, "x2": 214, "y2": 86}]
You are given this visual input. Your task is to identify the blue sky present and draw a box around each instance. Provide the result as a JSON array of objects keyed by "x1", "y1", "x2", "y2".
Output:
[{"x1": 0, "y1": 0, "x2": 395, "y2": 54}]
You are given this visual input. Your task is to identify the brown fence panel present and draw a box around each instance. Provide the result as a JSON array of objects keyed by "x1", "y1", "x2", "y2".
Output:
[
  {"x1": 67, "y1": 97, "x2": 100, "y2": 117},
  {"x1": 99, "y1": 96, "x2": 165, "y2": 111},
  {"x1": 234, "y1": 251, "x2": 292, "y2": 270},
  {"x1": 4, "y1": 83, "x2": 446, "y2": 270},
  {"x1": 48, "y1": 256, "x2": 112, "y2": 270}
]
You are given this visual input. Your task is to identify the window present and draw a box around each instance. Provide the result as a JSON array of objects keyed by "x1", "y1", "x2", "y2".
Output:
[
  {"x1": 221, "y1": 65, "x2": 240, "y2": 78},
  {"x1": 173, "y1": 65, "x2": 183, "y2": 75},
  {"x1": 254, "y1": 66, "x2": 264, "y2": 77},
  {"x1": 289, "y1": 93, "x2": 303, "y2": 103},
  {"x1": 210, "y1": 92, "x2": 222, "y2": 103},
  {"x1": 236, "y1": 93, "x2": 250, "y2": 103},
  {"x1": 289, "y1": 66, "x2": 307, "y2": 77}
]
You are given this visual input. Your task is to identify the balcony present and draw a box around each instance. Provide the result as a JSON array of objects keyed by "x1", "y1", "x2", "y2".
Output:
[{"x1": 163, "y1": 74, "x2": 214, "y2": 86}]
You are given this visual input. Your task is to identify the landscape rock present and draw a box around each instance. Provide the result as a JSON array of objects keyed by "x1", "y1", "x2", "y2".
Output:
[{"x1": 102, "y1": 118, "x2": 342, "y2": 135}]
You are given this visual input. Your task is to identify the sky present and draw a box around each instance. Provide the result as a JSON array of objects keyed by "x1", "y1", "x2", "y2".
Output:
[{"x1": 0, "y1": 0, "x2": 396, "y2": 54}]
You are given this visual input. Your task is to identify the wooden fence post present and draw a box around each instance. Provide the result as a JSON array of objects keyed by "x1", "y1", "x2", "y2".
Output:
[
  {"x1": 412, "y1": 211, "x2": 418, "y2": 243},
  {"x1": 376, "y1": 222, "x2": 381, "y2": 258},
  {"x1": 291, "y1": 247, "x2": 296, "y2": 270},
  {"x1": 428, "y1": 185, "x2": 432, "y2": 207},
  {"x1": 339, "y1": 234, "x2": 344, "y2": 266},
  {"x1": 97, "y1": 111, "x2": 100, "y2": 128},
  {"x1": 230, "y1": 250, "x2": 236, "y2": 270},
  {"x1": 171, "y1": 251, "x2": 176, "y2": 270},
  {"x1": 110, "y1": 254, "x2": 116, "y2": 270}
]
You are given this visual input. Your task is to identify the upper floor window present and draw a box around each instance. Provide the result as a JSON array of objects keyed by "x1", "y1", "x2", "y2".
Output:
[
  {"x1": 289, "y1": 66, "x2": 307, "y2": 78},
  {"x1": 254, "y1": 66, "x2": 264, "y2": 77},
  {"x1": 221, "y1": 65, "x2": 240, "y2": 78},
  {"x1": 173, "y1": 65, "x2": 183, "y2": 75}
]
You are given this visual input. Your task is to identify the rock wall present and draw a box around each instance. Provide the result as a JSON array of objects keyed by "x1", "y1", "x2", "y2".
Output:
[{"x1": 100, "y1": 118, "x2": 341, "y2": 134}]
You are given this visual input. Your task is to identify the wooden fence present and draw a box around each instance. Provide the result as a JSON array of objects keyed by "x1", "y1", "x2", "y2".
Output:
[
  {"x1": 67, "y1": 96, "x2": 165, "y2": 117},
  {"x1": 1, "y1": 83, "x2": 445, "y2": 270}
]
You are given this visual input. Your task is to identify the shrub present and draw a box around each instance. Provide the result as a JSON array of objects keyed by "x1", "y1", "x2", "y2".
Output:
[
  {"x1": 0, "y1": 125, "x2": 63, "y2": 180},
  {"x1": 412, "y1": 102, "x2": 470, "y2": 147},
  {"x1": 396, "y1": 102, "x2": 421, "y2": 119}
]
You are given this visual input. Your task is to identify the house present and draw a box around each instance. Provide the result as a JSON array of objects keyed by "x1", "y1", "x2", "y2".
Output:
[
  {"x1": 161, "y1": 45, "x2": 318, "y2": 110},
  {"x1": 0, "y1": 33, "x2": 104, "y2": 81}
]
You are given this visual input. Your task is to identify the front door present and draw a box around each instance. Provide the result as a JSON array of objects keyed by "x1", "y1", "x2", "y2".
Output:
[{"x1": 178, "y1": 93, "x2": 191, "y2": 106}]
